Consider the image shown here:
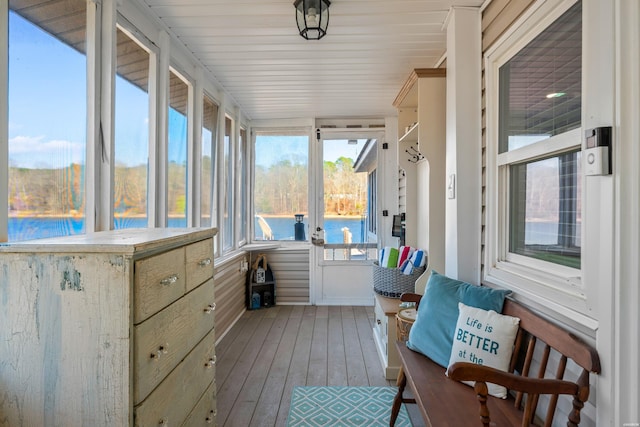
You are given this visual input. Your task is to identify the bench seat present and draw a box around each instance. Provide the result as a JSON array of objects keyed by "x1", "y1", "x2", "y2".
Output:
[
  {"x1": 395, "y1": 343, "x2": 522, "y2": 426},
  {"x1": 390, "y1": 297, "x2": 601, "y2": 427}
]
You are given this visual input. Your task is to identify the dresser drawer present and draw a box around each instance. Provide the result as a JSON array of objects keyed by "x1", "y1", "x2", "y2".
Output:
[
  {"x1": 134, "y1": 279, "x2": 216, "y2": 404},
  {"x1": 185, "y1": 238, "x2": 214, "y2": 292},
  {"x1": 134, "y1": 328, "x2": 216, "y2": 427},
  {"x1": 182, "y1": 380, "x2": 217, "y2": 426},
  {"x1": 134, "y1": 247, "x2": 186, "y2": 323}
]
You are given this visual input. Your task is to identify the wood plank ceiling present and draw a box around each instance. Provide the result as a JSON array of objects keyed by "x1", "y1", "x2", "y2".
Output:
[
  {"x1": 11, "y1": 0, "x2": 581, "y2": 128},
  {"x1": 138, "y1": 0, "x2": 484, "y2": 121}
]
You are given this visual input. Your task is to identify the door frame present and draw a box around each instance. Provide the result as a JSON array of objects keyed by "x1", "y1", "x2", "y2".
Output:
[{"x1": 310, "y1": 128, "x2": 384, "y2": 305}]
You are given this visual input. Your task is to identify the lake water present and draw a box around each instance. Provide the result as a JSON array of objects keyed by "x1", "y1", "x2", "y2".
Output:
[
  {"x1": 7, "y1": 217, "x2": 576, "y2": 246},
  {"x1": 254, "y1": 216, "x2": 366, "y2": 243},
  {"x1": 7, "y1": 216, "x2": 365, "y2": 244}
]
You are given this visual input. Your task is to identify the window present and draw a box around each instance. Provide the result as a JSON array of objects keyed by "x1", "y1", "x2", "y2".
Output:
[
  {"x1": 168, "y1": 69, "x2": 189, "y2": 227},
  {"x1": 238, "y1": 127, "x2": 248, "y2": 244},
  {"x1": 222, "y1": 116, "x2": 234, "y2": 251},
  {"x1": 486, "y1": 1, "x2": 583, "y2": 296},
  {"x1": 322, "y1": 137, "x2": 376, "y2": 261},
  {"x1": 114, "y1": 27, "x2": 150, "y2": 229},
  {"x1": 201, "y1": 94, "x2": 218, "y2": 228},
  {"x1": 253, "y1": 132, "x2": 309, "y2": 241},
  {"x1": 8, "y1": 0, "x2": 87, "y2": 241}
]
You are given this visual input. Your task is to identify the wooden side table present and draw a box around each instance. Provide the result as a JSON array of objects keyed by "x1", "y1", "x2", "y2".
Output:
[{"x1": 396, "y1": 308, "x2": 417, "y2": 342}]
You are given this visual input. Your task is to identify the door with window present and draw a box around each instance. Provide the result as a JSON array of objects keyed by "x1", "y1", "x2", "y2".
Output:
[{"x1": 313, "y1": 131, "x2": 380, "y2": 305}]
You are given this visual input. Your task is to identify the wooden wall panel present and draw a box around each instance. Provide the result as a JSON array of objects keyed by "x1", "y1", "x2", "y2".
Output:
[
  {"x1": 255, "y1": 248, "x2": 310, "y2": 304},
  {"x1": 214, "y1": 253, "x2": 247, "y2": 344},
  {"x1": 482, "y1": 0, "x2": 536, "y2": 51}
]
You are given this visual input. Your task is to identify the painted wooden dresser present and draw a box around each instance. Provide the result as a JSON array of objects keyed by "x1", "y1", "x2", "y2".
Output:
[{"x1": 0, "y1": 227, "x2": 218, "y2": 427}]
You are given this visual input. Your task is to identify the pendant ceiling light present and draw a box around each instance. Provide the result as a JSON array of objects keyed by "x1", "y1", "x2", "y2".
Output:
[{"x1": 294, "y1": 0, "x2": 331, "y2": 40}]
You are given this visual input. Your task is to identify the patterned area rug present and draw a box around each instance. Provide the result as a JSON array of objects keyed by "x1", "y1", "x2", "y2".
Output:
[{"x1": 286, "y1": 386, "x2": 413, "y2": 427}]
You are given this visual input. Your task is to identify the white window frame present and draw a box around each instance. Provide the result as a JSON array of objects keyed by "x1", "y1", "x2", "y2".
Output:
[
  {"x1": 236, "y1": 125, "x2": 248, "y2": 247},
  {"x1": 483, "y1": 0, "x2": 587, "y2": 311},
  {"x1": 250, "y1": 127, "x2": 312, "y2": 245},
  {"x1": 221, "y1": 114, "x2": 235, "y2": 253},
  {"x1": 113, "y1": 20, "x2": 157, "y2": 230}
]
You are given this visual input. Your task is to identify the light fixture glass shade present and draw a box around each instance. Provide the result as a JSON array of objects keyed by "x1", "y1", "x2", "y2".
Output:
[{"x1": 294, "y1": 0, "x2": 330, "y2": 40}]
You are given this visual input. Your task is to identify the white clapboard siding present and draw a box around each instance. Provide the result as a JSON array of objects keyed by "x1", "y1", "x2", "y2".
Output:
[
  {"x1": 258, "y1": 248, "x2": 310, "y2": 304},
  {"x1": 214, "y1": 253, "x2": 248, "y2": 343}
]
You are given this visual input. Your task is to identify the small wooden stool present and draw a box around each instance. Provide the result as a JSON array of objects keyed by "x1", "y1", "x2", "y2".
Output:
[{"x1": 395, "y1": 308, "x2": 417, "y2": 342}]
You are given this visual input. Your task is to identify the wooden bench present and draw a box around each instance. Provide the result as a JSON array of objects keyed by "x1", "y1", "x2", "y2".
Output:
[{"x1": 390, "y1": 294, "x2": 601, "y2": 427}]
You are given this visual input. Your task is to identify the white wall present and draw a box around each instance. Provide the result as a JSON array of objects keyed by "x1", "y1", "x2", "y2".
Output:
[{"x1": 444, "y1": 7, "x2": 482, "y2": 284}]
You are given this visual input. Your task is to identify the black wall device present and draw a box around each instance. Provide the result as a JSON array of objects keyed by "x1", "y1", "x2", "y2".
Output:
[{"x1": 584, "y1": 126, "x2": 612, "y2": 175}]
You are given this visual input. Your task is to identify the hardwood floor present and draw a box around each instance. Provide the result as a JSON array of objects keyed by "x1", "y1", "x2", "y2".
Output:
[{"x1": 214, "y1": 304, "x2": 397, "y2": 427}]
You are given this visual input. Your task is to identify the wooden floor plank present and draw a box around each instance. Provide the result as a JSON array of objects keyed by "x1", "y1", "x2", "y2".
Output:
[
  {"x1": 248, "y1": 308, "x2": 301, "y2": 427},
  {"x1": 306, "y1": 308, "x2": 328, "y2": 386},
  {"x1": 340, "y1": 306, "x2": 370, "y2": 386},
  {"x1": 226, "y1": 306, "x2": 293, "y2": 426},
  {"x1": 216, "y1": 304, "x2": 419, "y2": 427},
  {"x1": 327, "y1": 305, "x2": 348, "y2": 386},
  {"x1": 354, "y1": 305, "x2": 392, "y2": 386},
  {"x1": 275, "y1": 306, "x2": 317, "y2": 426},
  {"x1": 216, "y1": 309, "x2": 265, "y2": 389},
  {"x1": 217, "y1": 310, "x2": 276, "y2": 425}
]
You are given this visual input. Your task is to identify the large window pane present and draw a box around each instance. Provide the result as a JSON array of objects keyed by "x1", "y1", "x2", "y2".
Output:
[
  {"x1": 201, "y1": 95, "x2": 218, "y2": 228},
  {"x1": 114, "y1": 27, "x2": 149, "y2": 229},
  {"x1": 8, "y1": 1, "x2": 87, "y2": 241},
  {"x1": 499, "y1": 2, "x2": 581, "y2": 153},
  {"x1": 509, "y1": 151, "x2": 581, "y2": 269},
  {"x1": 253, "y1": 134, "x2": 309, "y2": 241},
  {"x1": 168, "y1": 70, "x2": 189, "y2": 227},
  {"x1": 323, "y1": 139, "x2": 368, "y2": 244}
]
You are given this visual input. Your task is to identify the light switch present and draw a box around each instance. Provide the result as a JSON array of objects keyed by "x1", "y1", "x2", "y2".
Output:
[{"x1": 448, "y1": 174, "x2": 456, "y2": 199}]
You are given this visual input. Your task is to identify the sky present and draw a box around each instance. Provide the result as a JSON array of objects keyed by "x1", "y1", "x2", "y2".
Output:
[
  {"x1": 8, "y1": 12, "x2": 86, "y2": 169},
  {"x1": 8, "y1": 10, "x2": 361, "y2": 171},
  {"x1": 8, "y1": 11, "x2": 185, "y2": 170}
]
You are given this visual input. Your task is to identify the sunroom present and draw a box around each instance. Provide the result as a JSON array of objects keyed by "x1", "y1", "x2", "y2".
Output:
[{"x1": 1, "y1": 0, "x2": 638, "y2": 426}]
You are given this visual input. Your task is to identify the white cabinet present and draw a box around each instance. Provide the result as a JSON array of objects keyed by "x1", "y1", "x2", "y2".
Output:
[
  {"x1": 393, "y1": 68, "x2": 447, "y2": 274},
  {"x1": 0, "y1": 228, "x2": 217, "y2": 427},
  {"x1": 373, "y1": 294, "x2": 401, "y2": 380}
]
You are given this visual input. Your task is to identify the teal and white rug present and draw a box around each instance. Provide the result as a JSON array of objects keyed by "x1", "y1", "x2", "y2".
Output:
[{"x1": 286, "y1": 386, "x2": 412, "y2": 427}]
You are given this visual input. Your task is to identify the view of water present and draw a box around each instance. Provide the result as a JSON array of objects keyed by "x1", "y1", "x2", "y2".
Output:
[
  {"x1": 255, "y1": 216, "x2": 366, "y2": 243},
  {"x1": 7, "y1": 217, "x2": 576, "y2": 247},
  {"x1": 7, "y1": 216, "x2": 365, "y2": 244}
]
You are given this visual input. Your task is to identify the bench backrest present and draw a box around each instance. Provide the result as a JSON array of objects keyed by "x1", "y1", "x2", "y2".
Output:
[{"x1": 501, "y1": 299, "x2": 601, "y2": 425}]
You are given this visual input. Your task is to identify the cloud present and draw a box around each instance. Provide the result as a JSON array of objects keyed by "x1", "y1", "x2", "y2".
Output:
[{"x1": 9, "y1": 135, "x2": 85, "y2": 168}]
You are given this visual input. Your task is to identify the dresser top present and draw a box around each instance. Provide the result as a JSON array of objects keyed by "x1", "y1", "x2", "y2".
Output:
[{"x1": 0, "y1": 227, "x2": 217, "y2": 254}]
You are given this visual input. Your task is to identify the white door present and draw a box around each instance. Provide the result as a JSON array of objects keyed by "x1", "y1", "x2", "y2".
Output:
[{"x1": 312, "y1": 131, "x2": 380, "y2": 305}]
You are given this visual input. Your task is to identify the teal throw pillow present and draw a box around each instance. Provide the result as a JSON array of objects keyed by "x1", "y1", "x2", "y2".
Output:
[{"x1": 406, "y1": 271, "x2": 511, "y2": 367}]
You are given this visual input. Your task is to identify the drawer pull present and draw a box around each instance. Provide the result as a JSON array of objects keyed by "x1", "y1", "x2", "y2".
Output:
[
  {"x1": 160, "y1": 274, "x2": 178, "y2": 286},
  {"x1": 198, "y1": 258, "x2": 212, "y2": 266},
  {"x1": 205, "y1": 355, "x2": 217, "y2": 368},
  {"x1": 376, "y1": 319, "x2": 381, "y2": 325},
  {"x1": 150, "y1": 343, "x2": 169, "y2": 360},
  {"x1": 158, "y1": 418, "x2": 168, "y2": 426},
  {"x1": 204, "y1": 303, "x2": 216, "y2": 313},
  {"x1": 206, "y1": 409, "x2": 217, "y2": 424}
]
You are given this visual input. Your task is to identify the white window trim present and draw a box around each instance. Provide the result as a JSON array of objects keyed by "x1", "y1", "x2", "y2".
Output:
[
  {"x1": 221, "y1": 114, "x2": 235, "y2": 254},
  {"x1": 483, "y1": 0, "x2": 589, "y2": 315},
  {"x1": 250, "y1": 127, "x2": 313, "y2": 247}
]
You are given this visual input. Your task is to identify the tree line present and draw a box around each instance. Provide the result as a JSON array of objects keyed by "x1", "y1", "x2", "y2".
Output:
[{"x1": 8, "y1": 156, "x2": 368, "y2": 217}]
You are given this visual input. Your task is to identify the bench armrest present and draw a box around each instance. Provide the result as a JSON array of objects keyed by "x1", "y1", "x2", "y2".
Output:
[{"x1": 447, "y1": 362, "x2": 579, "y2": 396}]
